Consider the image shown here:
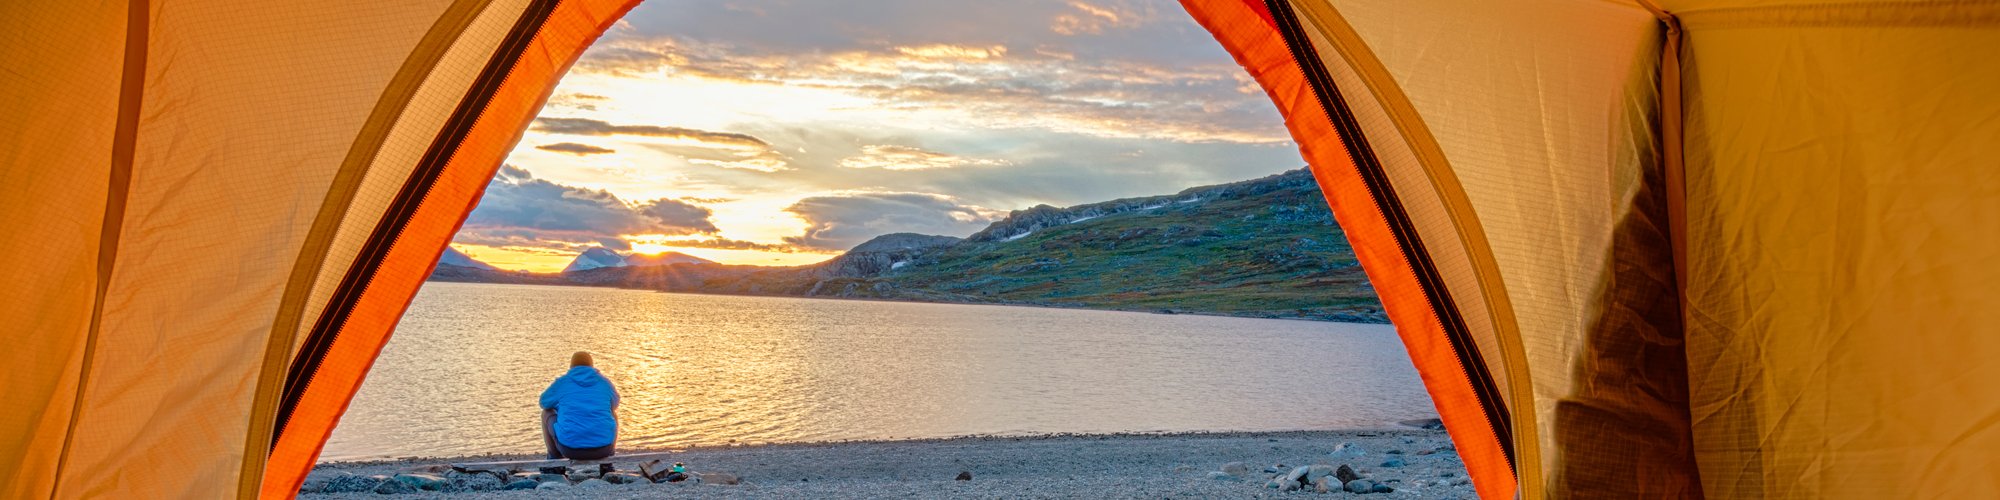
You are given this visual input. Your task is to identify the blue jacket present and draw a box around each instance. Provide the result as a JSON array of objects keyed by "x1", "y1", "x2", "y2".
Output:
[{"x1": 539, "y1": 366, "x2": 620, "y2": 448}]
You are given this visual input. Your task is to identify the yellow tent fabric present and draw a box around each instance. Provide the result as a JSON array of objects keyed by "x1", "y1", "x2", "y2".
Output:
[
  {"x1": 2, "y1": 0, "x2": 1995, "y2": 498},
  {"x1": 1185, "y1": 0, "x2": 2000, "y2": 497}
]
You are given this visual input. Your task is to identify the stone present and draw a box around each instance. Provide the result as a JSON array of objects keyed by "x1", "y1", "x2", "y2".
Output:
[
  {"x1": 1380, "y1": 458, "x2": 1407, "y2": 468},
  {"x1": 1313, "y1": 477, "x2": 1334, "y2": 493},
  {"x1": 530, "y1": 473, "x2": 568, "y2": 483},
  {"x1": 956, "y1": 471, "x2": 973, "y2": 481},
  {"x1": 536, "y1": 481, "x2": 569, "y2": 490},
  {"x1": 1335, "y1": 465, "x2": 1362, "y2": 484},
  {"x1": 321, "y1": 473, "x2": 381, "y2": 493},
  {"x1": 1174, "y1": 464, "x2": 1194, "y2": 473},
  {"x1": 1262, "y1": 466, "x2": 1282, "y2": 474},
  {"x1": 603, "y1": 472, "x2": 645, "y2": 485},
  {"x1": 503, "y1": 479, "x2": 538, "y2": 490},
  {"x1": 1346, "y1": 479, "x2": 1374, "y2": 494},
  {"x1": 1372, "y1": 483, "x2": 1395, "y2": 493},
  {"x1": 371, "y1": 477, "x2": 414, "y2": 495},
  {"x1": 1284, "y1": 465, "x2": 1311, "y2": 485},
  {"x1": 575, "y1": 478, "x2": 610, "y2": 488},
  {"x1": 1220, "y1": 462, "x2": 1248, "y2": 476},
  {"x1": 567, "y1": 469, "x2": 595, "y2": 482},
  {"x1": 391, "y1": 473, "x2": 445, "y2": 491},
  {"x1": 1385, "y1": 449, "x2": 1404, "y2": 455},
  {"x1": 1207, "y1": 471, "x2": 1239, "y2": 481},
  {"x1": 1329, "y1": 442, "x2": 1366, "y2": 459},
  {"x1": 1414, "y1": 449, "x2": 1436, "y2": 456}
]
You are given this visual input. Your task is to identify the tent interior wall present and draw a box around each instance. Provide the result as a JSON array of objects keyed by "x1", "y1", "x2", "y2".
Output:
[{"x1": 1, "y1": 0, "x2": 1993, "y2": 498}]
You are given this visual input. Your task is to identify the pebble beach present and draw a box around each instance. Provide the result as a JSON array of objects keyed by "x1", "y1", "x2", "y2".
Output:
[{"x1": 301, "y1": 427, "x2": 1473, "y2": 498}]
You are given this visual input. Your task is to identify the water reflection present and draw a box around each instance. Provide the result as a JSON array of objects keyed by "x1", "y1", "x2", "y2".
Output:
[{"x1": 323, "y1": 282, "x2": 1432, "y2": 460}]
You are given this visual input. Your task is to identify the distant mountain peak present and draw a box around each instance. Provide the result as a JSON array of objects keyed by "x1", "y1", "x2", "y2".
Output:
[
  {"x1": 561, "y1": 247, "x2": 715, "y2": 273},
  {"x1": 438, "y1": 246, "x2": 498, "y2": 270}
]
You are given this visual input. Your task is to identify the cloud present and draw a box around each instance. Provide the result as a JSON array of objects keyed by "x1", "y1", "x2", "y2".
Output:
[
  {"x1": 838, "y1": 145, "x2": 1009, "y2": 171},
  {"x1": 537, "y1": 117, "x2": 793, "y2": 171},
  {"x1": 534, "y1": 117, "x2": 770, "y2": 148},
  {"x1": 569, "y1": 35, "x2": 1288, "y2": 144},
  {"x1": 1051, "y1": 1, "x2": 1149, "y2": 35},
  {"x1": 535, "y1": 142, "x2": 617, "y2": 155},
  {"x1": 782, "y1": 192, "x2": 1001, "y2": 251},
  {"x1": 456, "y1": 166, "x2": 720, "y2": 250}
]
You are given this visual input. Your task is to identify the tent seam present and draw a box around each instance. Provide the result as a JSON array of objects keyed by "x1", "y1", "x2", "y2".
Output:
[{"x1": 50, "y1": 0, "x2": 147, "y2": 496}]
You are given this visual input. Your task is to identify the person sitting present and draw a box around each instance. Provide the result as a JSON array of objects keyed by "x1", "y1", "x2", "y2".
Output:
[{"x1": 539, "y1": 351, "x2": 620, "y2": 460}]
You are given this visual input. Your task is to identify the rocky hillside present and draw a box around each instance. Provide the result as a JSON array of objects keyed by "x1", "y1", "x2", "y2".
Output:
[{"x1": 429, "y1": 168, "x2": 1384, "y2": 323}]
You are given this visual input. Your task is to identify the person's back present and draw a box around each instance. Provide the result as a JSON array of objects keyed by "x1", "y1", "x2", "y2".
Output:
[{"x1": 539, "y1": 351, "x2": 620, "y2": 460}]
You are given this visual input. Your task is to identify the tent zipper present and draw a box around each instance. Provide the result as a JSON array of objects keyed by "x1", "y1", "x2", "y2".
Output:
[
  {"x1": 1260, "y1": 0, "x2": 1516, "y2": 471},
  {"x1": 270, "y1": 0, "x2": 565, "y2": 448}
]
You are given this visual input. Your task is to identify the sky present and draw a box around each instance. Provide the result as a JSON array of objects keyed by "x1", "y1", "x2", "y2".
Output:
[{"x1": 451, "y1": 0, "x2": 1302, "y2": 272}]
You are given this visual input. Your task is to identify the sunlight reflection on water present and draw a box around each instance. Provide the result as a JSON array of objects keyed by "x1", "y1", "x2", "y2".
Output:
[{"x1": 321, "y1": 282, "x2": 1433, "y2": 461}]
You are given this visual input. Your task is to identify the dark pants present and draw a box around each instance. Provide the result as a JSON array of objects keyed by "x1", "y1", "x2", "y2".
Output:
[{"x1": 541, "y1": 409, "x2": 615, "y2": 460}]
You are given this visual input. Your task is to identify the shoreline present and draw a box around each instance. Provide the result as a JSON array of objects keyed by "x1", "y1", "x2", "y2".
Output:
[
  {"x1": 304, "y1": 428, "x2": 1471, "y2": 498},
  {"x1": 428, "y1": 280, "x2": 1392, "y2": 325}
]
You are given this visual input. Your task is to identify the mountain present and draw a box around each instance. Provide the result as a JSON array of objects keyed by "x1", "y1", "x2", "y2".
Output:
[
  {"x1": 560, "y1": 247, "x2": 714, "y2": 272},
  {"x1": 428, "y1": 168, "x2": 1385, "y2": 323},
  {"x1": 437, "y1": 246, "x2": 497, "y2": 270}
]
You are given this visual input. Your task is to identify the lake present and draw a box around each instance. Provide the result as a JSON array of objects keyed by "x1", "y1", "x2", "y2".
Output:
[{"x1": 321, "y1": 282, "x2": 1434, "y2": 461}]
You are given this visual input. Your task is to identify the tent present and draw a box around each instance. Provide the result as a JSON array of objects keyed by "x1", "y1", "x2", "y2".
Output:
[{"x1": 1, "y1": 0, "x2": 1993, "y2": 497}]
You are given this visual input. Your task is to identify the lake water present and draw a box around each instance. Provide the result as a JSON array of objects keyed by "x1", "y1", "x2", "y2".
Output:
[{"x1": 321, "y1": 282, "x2": 1434, "y2": 461}]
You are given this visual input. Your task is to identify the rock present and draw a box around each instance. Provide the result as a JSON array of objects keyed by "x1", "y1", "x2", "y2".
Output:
[
  {"x1": 566, "y1": 469, "x2": 595, "y2": 482},
  {"x1": 371, "y1": 477, "x2": 414, "y2": 494},
  {"x1": 529, "y1": 473, "x2": 568, "y2": 483},
  {"x1": 1207, "y1": 471, "x2": 1239, "y2": 481},
  {"x1": 300, "y1": 472, "x2": 352, "y2": 493},
  {"x1": 956, "y1": 471, "x2": 973, "y2": 481},
  {"x1": 1399, "y1": 418, "x2": 1446, "y2": 430},
  {"x1": 1306, "y1": 464, "x2": 1337, "y2": 483},
  {"x1": 603, "y1": 472, "x2": 646, "y2": 485},
  {"x1": 1335, "y1": 464, "x2": 1362, "y2": 484},
  {"x1": 1220, "y1": 462, "x2": 1248, "y2": 476},
  {"x1": 536, "y1": 481, "x2": 570, "y2": 490},
  {"x1": 1284, "y1": 465, "x2": 1311, "y2": 485},
  {"x1": 1346, "y1": 479, "x2": 1374, "y2": 494},
  {"x1": 1329, "y1": 442, "x2": 1366, "y2": 459},
  {"x1": 503, "y1": 479, "x2": 538, "y2": 490},
  {"x1": 1380, "y1": 458, "x2": 1407, "y2": 468},
  {"x1": 445, "y1": 472, "x2": 505, "y2": 492},
  {"x1": 575, "y1": 478, "x2": 610, "y2": 488},
  {"x1": 1415, "y1": 449, "x2": 1436, "y2": 456},
  {"x1": 319, "y1": 473, "x2": 381, "y2": 493},
  {"x1": 1174, "y1": 464, "x2": 1194, "y2": 473},
  {"x1": 1372, "y1": 483, "x2": 1395, "y2": 493},
  {"x1": 1313, "y1": 477, "x2": 1334, "y2": 493},
  {"x1": 1262, "y1": 466, "x2": 1281, "y2": 474},
  {"x1": 697, "y1": 472, "x2": 740, "y2": 485},
  {"x1": 391, "y1": 473, "x2": 445, "y2": 491},
  {"x1": 1385, "y1": 449, "x2": 1404, "y2": 455}
]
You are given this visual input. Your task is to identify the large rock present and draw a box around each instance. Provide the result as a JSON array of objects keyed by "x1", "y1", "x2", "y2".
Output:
[
  {"x1": 1335, "y1": 464, "x2": 1362, "y2": 484},
  {"x1": 1380, "y1": 458, "x2": 1407, "y2": 468},
  {"x1": 371, "y1": 477, "x2": 414, "y2": 494},
  {"x1": 391, "y1": 473, "x2": 445, "y2": 491},
  {"x1": 1346, "y1": 479, "x2": 1375, "y2": 494},
  {"x1": 1304, "y1": 464, "x2": 1336, "y2": 483},
  {"x1": 1329, "y1": 442, "x2": 1366, "y2": 459}
]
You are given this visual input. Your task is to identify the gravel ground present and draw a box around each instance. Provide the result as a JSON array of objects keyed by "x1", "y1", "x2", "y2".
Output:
[{"x1": 302, "y1": 429, "x2": 1473, "y2": 498}]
